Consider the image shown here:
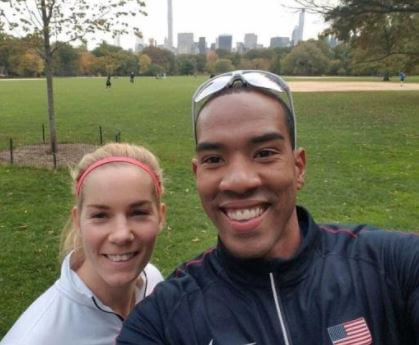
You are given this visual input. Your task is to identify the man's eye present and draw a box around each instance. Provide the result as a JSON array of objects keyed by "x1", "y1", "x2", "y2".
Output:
[
  {"x1": 255, "y1": 150, "x2": 277, "y2": 159},
  {"x1": 202, "y1": 156, "x2": 222, "y2": 164}
]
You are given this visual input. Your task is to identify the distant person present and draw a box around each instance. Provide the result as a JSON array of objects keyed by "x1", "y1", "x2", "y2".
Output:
[
  {"x1": 1, "y1": 143, "x2": 166, "y2": 345},
  {"x1": 106, "y1": 75, "x2": 112, "y2": 88},
  {"x1": 130, "y1": 72, "x2": 135, "y2": 83},
  {"x1": 400, "y1": 71, "x2": 406, "y2": 86},
  {"x1": 117, "y1": 70, "x2": 419, "y2": 345}
]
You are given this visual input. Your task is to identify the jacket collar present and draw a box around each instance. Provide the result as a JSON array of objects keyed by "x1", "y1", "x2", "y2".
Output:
[{"x1": 215, "y1": 206, "x2": 320, "y2": 287}]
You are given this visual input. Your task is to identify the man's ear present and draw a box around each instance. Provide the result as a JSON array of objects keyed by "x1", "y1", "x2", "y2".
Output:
[
  {"x1": 71, "y1": 207, "x2": 80, "y2": 231},
  {"x1": 192, "y1": 158, "x2": 198, "y2": 177},
  {"x1": 294, "y1": 148, "x2": 306, "y2": 191}
]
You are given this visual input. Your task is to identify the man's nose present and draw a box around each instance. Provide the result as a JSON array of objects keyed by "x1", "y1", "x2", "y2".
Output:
[
  {"x1": 219, "y1": 156, "x2": 261, "y2": 194},
  {"x1": 108, "y1": 216, "x2": 134, "y2": 245}
]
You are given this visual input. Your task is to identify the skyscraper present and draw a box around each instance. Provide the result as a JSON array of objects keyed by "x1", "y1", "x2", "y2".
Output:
[
  {"x1": 244, "y1": 33, "x2": 258, "y2": 50},
  {"x1": 216, "y1": 35, "x2": 232, "y2": 52},
  {"x1": 177, "y1": 33, "x2": 194, "y2": 54},
  {"x1": 292, "y1": 9, "x2": 305, "y2": 46},
  {"x1": 167, "y1": 0, "x2": 173, "y2": 50},
  {"x1": 198, "y1": 37, "x2": 207, "y2": 55},
  {"x1": 270, "y1": 37, "x2": 290, "y2": 48}
]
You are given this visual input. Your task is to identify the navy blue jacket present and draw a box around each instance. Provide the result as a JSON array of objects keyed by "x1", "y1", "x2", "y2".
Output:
[{"x1": 117, "y1": 207, "x2": 419, "y2": 345}]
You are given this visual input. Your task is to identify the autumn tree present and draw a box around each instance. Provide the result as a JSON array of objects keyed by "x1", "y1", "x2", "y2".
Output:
[
  {"x1": 139, "y1": 54, "x2": 152, "y2": 74},
  {"x1": 291, "y1": 0, "x2": 419, "y2": 68},
  {"x1": 0, "y1": 0, "x2": 146, "y2": 155}
]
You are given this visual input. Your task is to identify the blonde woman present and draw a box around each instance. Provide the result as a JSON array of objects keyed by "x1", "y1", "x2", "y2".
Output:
[{"x1": 1, "y1": 143, "x2": 166, "y2": 345}]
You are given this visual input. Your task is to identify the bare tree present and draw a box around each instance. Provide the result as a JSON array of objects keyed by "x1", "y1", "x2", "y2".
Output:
[{"x1": 0, "y1": 0, "x2": 147, "y2": 155}]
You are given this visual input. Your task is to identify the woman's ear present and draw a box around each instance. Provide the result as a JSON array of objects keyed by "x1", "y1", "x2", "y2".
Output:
[
  {"x1": 71, "y1": 207, "x2": 80, "y2": 231},
  {"x1": 158, "y1": 203, "x2": 167, "y2": 232}
]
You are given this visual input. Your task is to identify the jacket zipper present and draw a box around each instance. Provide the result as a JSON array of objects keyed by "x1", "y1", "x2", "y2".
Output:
[{"x1": 269, "y1": 273, "x2": 291, "y2": 345}]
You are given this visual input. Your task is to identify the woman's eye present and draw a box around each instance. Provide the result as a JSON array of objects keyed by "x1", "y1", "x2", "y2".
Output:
[
  {"x1": 132, "y1": 209, "x2": 149, "y2": 217},
  {"x1": 91, "y1": 212, "x2": 107, "y2": 219}
]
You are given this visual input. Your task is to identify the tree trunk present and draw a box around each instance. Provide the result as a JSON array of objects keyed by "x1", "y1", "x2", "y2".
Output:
[
  {"x1": 41, "y1": 0, "x2": 57, "y2": 154},
  {"x1": 44, "y1": 54, "x2": 57, "y2": 154}
]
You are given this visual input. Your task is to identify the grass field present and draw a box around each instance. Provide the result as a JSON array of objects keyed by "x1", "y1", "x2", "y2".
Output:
[{"x1": 0, "y1": 76, "x2": 418, "y2": 337}]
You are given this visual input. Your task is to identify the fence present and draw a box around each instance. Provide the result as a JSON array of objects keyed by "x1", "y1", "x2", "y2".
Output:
[{"x1": 0, "y1": 124, "x2": 125, "y2": 169}]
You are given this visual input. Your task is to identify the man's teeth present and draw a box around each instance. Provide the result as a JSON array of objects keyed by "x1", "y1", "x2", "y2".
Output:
[
  {"x1": 226, "y1": 207, "x2": 264, "y2": 221},
  {"x1": 106, "y1": 253, "x2": 135, "y2": 262}
]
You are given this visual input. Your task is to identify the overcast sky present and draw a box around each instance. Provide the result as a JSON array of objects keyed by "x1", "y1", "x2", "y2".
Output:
[{"x1": 115, "y1": 0, "x2": 329, "y2": 50}]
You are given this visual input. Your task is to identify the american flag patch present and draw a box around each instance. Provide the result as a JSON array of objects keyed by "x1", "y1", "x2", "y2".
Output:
[{"x1": 327, "y1": 317, "x2": 372, "y2": 345}]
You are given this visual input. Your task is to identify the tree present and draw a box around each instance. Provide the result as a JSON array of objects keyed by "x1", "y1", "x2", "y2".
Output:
[
  {"x1": 282, "y1": 40, "x2": 330, "y2": 75},
  {"x1": 141, "y1": 46, "x2": 176, "y2": 75},
  {"x1": 291, "y1": 0, "x2": 419, "y2": 66},
  {"x1": 214, "y1": 58, "x2": 234, "y2": 74},
  {"x1": 0, "y1": 0, "x2": 147, "y2": 155},
  {"x1": 177, "y1": 55, "x2": 196, "y2": 75},
  {"x1": 78, "y1": 51, "x2": 97, "y2": 76},
  {"x1": 139, "y1": 53, "x2": 152, "y2": 74}
]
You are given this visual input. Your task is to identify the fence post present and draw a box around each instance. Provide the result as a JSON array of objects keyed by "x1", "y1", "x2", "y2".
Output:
[
  {"x1": 99, "y1": 126, "x2": 103, "y2": 145},
  {"x1": 115, "y1": 131, "x2": 121, "y2": 143},
  {"x1": 9, "y1": 138, "x2": 14, "y2": 164},
  {"x1": 52, "y1": 151, "x2": 57, "y2": 169},
  {"x1": 42, "y1": 124, "x2": 45, "y2": 144}
]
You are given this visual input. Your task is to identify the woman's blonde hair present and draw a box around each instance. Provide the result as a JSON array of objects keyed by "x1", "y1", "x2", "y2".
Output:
[{"x1": 59, "y1": 143, "x2": 164, "y2": 266}]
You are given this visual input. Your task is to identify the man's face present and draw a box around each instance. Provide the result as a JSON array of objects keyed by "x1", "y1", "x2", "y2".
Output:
[{"x1": 193, "y1": 91, "x2": 305, "y2": 260}]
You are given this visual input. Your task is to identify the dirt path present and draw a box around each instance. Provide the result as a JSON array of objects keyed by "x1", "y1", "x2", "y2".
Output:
[{"x1": 288, "y1": 81, "x2": 419, "y2": 92}]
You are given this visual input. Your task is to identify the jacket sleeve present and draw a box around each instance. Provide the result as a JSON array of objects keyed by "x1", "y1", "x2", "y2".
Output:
[{"x1": 387, "y1": 231, "x2": 419, "y2": 342}]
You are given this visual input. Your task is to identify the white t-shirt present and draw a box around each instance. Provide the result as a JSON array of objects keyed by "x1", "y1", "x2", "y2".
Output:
[{"x1": 0, "y1": 254, "x2": 163, "y2": 345}]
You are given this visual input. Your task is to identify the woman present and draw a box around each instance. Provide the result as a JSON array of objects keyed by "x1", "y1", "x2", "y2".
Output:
[{"x1": 1, "y1": 143, "x2": 166, "y2": 345}]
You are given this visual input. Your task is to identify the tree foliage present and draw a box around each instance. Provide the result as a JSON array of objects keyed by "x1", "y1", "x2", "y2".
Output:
[{"x1": 292, "y1": 0, "x2": 419, "y2": 68}]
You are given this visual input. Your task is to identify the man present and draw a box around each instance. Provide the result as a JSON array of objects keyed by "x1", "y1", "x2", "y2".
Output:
[{"x1": 117, "y1": 70, "x2": 419, "y2": 345}]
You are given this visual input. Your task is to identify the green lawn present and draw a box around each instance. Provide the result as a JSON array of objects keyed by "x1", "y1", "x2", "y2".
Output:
[{"x1": 0, "y1": 76, "x2": 418, "y2": 337}]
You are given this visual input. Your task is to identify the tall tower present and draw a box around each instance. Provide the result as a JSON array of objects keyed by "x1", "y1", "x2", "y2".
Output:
[
  {"x1": 167, "y1": 0, "x2": 173, "y2": 50},
  {"x1": 298, "y1": 9, "x2": 305, "y2": 42}
]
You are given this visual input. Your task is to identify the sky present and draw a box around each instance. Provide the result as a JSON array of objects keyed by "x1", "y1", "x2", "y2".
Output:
[{"x1": 115, "y1": 0, "x2": 330, "y2": 50}]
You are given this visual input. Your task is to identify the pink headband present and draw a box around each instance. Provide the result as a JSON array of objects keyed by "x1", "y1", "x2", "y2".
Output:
[{"x1": 76, "y1": 156, "x2": 161, "y2": 196}]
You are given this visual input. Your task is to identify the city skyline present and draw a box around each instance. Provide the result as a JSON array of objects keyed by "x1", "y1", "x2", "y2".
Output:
[{"x1": 114, "y1": 0, "x2": 328, "y2": 51}]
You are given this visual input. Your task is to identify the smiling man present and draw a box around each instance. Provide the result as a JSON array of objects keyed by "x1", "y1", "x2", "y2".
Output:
[{"x1": 117, "y1": 70, "x2": 419, "y2": 345}]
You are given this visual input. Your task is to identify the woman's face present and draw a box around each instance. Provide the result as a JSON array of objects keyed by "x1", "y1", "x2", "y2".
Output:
[{"x1": 73, "y1": 163, "x2": 165, "y2": 290}]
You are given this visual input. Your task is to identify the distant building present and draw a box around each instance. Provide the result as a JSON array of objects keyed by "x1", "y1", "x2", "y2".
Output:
[
  {"x1": 270, "y1": 36, "x2": 290, "y2": 48},
  {"x1": 134, "y1": 37, "x2": 145, "y2": 52},
  {"x1": 292, "y1": 9, "x2": 305, "y2": 46},
  {"x1": 167, "y1": 0, "x2": 173, "y2": 50},
  {"x1": 198, "y1": 37, "x2": 207, "y2": 55},
  {"x1": 216, "y1": 34, "x2": 233, "y2": 52},
  {"x1": 236, "y1": 42, "x2": 246, "y2": 54},
  {"x1": 177, "y1": 33, "x2": 194, "y2": 54},
  {"x1": 244, "y1": 33, "x2": 258, "y2": 50},
  {"x1": 327, "y1": 35, "x2": 339, "y2": 48},
  {"x1": 114, "y1": 33, "x2": 121, "y2": 47}
]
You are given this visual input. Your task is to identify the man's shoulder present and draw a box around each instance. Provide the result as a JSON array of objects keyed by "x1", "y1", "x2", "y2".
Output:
[{"x1": 317, "y1": 223, "x2": 419, "y2": 263}]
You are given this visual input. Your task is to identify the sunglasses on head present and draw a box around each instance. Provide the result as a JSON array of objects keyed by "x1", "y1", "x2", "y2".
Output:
[{"x1": 192, "y1": 70, "x2": 297, "y2": 147}]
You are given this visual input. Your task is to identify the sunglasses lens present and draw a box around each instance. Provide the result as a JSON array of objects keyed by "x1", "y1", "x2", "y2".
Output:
[
  {"x1": 194, "y1": 75, "x2": 232, "y2": 103},
  {"x1": 244, "y1": 72, "x2": 285, "y2": 93}
]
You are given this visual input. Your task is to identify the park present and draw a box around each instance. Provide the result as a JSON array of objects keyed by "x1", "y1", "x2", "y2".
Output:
[
  {"x1": 1, "y1": 0, "x2": 419, "y2": 342},
  {"x1": 1, "y1": 75, "x2": 418, "y2": 337}
]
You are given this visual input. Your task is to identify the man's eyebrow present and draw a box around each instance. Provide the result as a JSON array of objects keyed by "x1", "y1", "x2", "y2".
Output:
[
  {"x1": 196, "y1": 142, "x2": 223, "y2": 153},
  {"x1": 251, "y1": 132, "x2": 285, "y2": 144},
  {"x1": 86, "y1": 204, "x2": 109, "y2": 210}
]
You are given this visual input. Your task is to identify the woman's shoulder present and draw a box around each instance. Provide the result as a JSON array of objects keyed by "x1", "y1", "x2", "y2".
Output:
[
  {"x1": 0, "y1": 283, "x2": 61, "y2": 345},
  {"x1": 142, "y1": 263, "x2": 164, "y2": 296}
]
